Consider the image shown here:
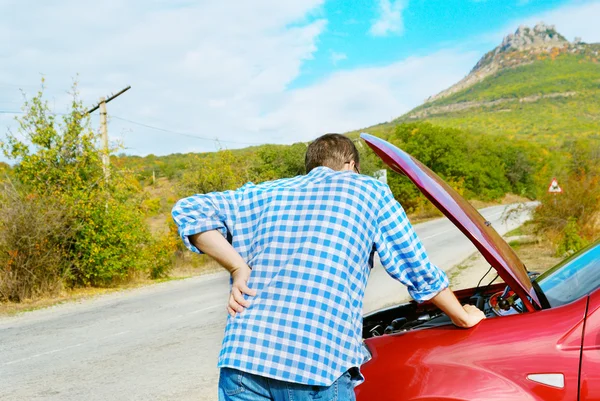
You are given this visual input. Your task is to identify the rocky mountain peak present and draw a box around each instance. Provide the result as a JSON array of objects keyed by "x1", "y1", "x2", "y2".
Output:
[
  {"x1": 425, "y1": 23, "x2": 579, "y2": 104},
  {"x1": 497, "y1": 22, "x2": 567, "y2": 54},
  {"x1": 472, "y1": 22, "x2": 569, "y2": 72}
]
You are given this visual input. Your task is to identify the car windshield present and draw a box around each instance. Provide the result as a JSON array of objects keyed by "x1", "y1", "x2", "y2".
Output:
[{"x1": 534, "y1": 242, "x2": 600, "y2": 308}]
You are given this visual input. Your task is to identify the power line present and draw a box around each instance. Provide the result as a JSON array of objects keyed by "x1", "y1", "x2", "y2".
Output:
[
  {"x1": 0, "y1": 110, "x2": 69, "y2": 115},
  {"x1": 1, "y1": 109, "x2": 267, "y2": 146},
  {"x1": 111, "y1": 115, "x2": 265, "y2": 145}
]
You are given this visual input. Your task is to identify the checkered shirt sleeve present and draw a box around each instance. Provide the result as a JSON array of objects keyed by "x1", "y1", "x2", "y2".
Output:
[
  {"x1": 171, "y1": 189, "x2": 238, "y2": 254},
  {"x1": 374, "y1": 186, "x2": 449, "y2": 302}
]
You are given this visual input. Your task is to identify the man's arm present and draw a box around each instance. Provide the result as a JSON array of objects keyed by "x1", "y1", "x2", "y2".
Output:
[
  {"x1": 189, "y1": 230, "x2": 256, "y2": 317},
  {"x1": 172, "y1": 190, "x2": 256, "y2": 317},
  {"x1": 374, "y1": 187, "x2": 485, "y2": 328}
]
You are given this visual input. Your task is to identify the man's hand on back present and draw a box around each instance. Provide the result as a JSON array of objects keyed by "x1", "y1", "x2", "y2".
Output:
[
  {"x1": 189, "y1": 230, "x2": 257, "y2": 317},
  {"x1": 228, "y1": 266, "x2": 256, "y2": 317}
]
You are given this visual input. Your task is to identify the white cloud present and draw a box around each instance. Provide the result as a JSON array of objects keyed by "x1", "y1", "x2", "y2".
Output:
[
  {"x1": 489, "y1": 1, "x2": 600, "y2": 44},
  {"x1": 0, "y1": 0, "x2": 326, "y2": 155},
  {"x1": 250, "y1": 50, "x2": 480, "y2": 141},
  {"x1": 369, "y1": 0, "x2": 407, "y2": 37},
  {"x1": 244, "y1": 1, "x2": 600, "y2": 144},
  {"x1": 330, "y1": 51, "x2": 348, "y2": 65},
  {"x1": 526, "y1": 1, "x2": 600, "y2": 43}
]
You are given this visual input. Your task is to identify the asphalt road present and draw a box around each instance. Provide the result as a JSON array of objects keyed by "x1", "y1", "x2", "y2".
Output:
[{"x1": 0, "y1": 203, "x2": 535, "y2": 401}]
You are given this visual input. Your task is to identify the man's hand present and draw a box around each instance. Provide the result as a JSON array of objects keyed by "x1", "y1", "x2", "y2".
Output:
[
  {"x1": 454, "y1": 304, "x2": 486, "y2": 328},
  {"x1": 188, "y1": 230, "x2": 258, "y2": 317},
  {"x1": 228, "y1": 266, "x2": 257, "y2": 317},
  {"x1": 430, "y1": 287, "x2": 486, "y2": 329}
]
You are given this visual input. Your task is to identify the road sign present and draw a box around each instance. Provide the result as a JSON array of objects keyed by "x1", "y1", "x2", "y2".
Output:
[{"x1": 548, "y1": 177, "x2": 562, "y2": 193}]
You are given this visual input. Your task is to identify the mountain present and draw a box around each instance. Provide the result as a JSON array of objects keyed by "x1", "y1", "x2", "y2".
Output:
[{"x1": 368, "y1": 23, "x2": 600, "y2": 143}]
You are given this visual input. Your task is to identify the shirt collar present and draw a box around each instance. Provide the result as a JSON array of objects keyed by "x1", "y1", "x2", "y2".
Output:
[{"x1": 308, "y1": 166, "x2": 341, "y2": 176}]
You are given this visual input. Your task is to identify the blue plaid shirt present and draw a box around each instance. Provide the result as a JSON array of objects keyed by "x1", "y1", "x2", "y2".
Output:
[{"x1": 172, "y1": 167, "x2": 448, "y2": 386}]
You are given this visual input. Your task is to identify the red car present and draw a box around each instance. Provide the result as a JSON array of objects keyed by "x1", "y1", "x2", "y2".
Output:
[{"x1": 356, "y1": 134, "x2": 600, "y2": 401}]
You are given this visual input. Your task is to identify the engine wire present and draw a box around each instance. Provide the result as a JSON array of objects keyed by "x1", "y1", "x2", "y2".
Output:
[
  {"x1": 475, "y1": 265, "x2": 494, "y2": 290},
  {"x1": 486, "y1": 273, "x2": 500, "y2": 287}
]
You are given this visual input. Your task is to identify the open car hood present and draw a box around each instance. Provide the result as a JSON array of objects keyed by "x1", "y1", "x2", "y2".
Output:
[{"x1": 361, "y1": 133, "x2": 541, "y2": 312}]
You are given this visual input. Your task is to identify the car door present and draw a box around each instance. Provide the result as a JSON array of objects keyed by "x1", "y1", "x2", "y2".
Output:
[{"x1": 580, "y1": 288, "x2": 600, "y2": 401}]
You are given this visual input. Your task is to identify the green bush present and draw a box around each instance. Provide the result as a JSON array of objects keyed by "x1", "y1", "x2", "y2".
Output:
[
  {"x1": 556, "y1": 218, "x2": 588, "y2": 256},
  {"x1": 177, "y1": 149, "x2": 248, "y2": 196},
  {"x1": 143, "y1": 231, "x2": 178, "y2": 279},
  {"x1": 141, "y1": 197, "x2": 162, "y2": 215},
  {"x1": 69, "y1": 194, "x2": 152, "y2": 286}
]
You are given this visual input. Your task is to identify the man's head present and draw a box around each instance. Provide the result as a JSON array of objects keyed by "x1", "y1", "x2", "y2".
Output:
[{"x1": 305, "y1": 133, "x2": 360, "y2": 174}]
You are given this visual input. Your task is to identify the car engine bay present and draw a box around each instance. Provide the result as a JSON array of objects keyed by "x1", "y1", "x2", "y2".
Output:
[{"x1": 362, "y1": 283, "x2": 522, "y2": 338}]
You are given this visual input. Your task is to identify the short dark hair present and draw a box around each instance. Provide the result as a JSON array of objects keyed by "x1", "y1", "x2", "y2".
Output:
[{"x1": 305, "y1": 133, "x2": 360, "y2": 173}]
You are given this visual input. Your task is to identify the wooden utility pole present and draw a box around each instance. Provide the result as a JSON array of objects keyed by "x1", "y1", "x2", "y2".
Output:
[
  {"x1": 86, "y1": 85, "x2": 131, "y2": 181},
  {"x1": 99, "y1": 97, "x2": 109, "y2": 179}
]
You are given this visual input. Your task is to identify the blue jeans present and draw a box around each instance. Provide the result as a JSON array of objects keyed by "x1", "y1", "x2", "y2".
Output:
[{"x1": 218, "y1": 368, "x2": 356, "y2": 401}]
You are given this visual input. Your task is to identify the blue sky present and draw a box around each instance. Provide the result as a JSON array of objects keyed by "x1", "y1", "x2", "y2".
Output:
[
  {"x1": 1, "y1": 0, "x2": 599, "y2": 159},
  {"x1": 293, "y1": 0, "x2": 570, "y2": 88}
]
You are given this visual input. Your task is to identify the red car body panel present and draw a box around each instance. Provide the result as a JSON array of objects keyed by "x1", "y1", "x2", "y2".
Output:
[
  {"x1": 581, "y1": 288, "x2": 600, "y2": 401},
  {"x1": 356, "y1": 295, "x2": 587, "y2": 401},
  {"x1": 360, "y1": 133, "x2": 541, "y2": 310}
]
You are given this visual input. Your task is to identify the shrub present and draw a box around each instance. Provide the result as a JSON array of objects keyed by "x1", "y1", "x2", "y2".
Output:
[
  {"x1": 0, "y1": 184, "x2": 72, "y2": 301},
  {"x1": 387, "y1": 122, "x2": 512, "y2": 202},
  {"x1": 141, "y1": 197, "x2": 162, "y2": 215},
  {"x1": 143, "y1": 231, "x2": 179, "y2": 279},
  {"x1": 533, "y1": 172, "x2": 600, "y2": 255},
  {"x1": 177, "y1": 150, "x2": 247, "y2": 196},
  {"x1": 556, "y1": 218, "x2": 588, "y2": 256}
]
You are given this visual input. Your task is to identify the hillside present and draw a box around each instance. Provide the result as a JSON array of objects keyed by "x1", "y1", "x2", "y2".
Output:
[{"x1": 386, "y1": 23, "x2": 600, "y2": 143}]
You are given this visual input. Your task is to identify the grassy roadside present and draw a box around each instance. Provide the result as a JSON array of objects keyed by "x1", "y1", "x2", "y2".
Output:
[
  {"x1": 0, "y1": 258, "x2": 222, "y2": 317},
  {"x1": 448, "y1": 222, "x2": 561, "y2": 291}
]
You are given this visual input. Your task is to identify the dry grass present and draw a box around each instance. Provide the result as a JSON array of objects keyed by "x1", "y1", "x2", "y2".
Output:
[
  {"x1": 448, "y1": 223, "x2": 561, "y2": 291},
  {"x1": 512, "y1": 240, "x2": 562, "y2": 274},
  {"x1": 468, "y1": 193, "x2": 531, "y2": 210},
  {"x1": 0, "y1": 256, "x2": 223, "y2": 317},
  {"x1": 501, "y1": 193, "x2": 531, "y2": 205},
  {"x1": 0, "y1": 281, "x2": 161, "y2": 316}
]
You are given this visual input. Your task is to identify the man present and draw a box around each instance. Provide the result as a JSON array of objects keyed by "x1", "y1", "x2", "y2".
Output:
[{"x1": 172, "y1": 134, "x2": 485, "y2": 401}]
